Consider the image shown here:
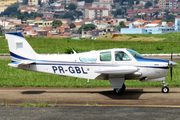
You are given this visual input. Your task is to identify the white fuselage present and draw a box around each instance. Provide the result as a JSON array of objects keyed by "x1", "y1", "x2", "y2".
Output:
[{"x1": 13, "y1": 48, "x2": 169, "y2": 82}]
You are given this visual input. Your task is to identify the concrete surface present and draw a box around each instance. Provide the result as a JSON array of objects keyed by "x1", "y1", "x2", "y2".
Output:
[{"x1": 0, "y1": 87, "x2": 180, "y2": 107}]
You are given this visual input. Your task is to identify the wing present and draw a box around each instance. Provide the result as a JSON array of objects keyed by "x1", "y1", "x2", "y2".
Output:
[
  {"x1": 8, "y1": 60, "x2": 36, "y2": 68},
  {"x1": 95, "y1": 66, "x2": 138, "y2": 74}
]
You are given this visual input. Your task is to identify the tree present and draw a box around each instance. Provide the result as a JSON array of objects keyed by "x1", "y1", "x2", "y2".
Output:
[
  {"x1": 77, "y1": 0, "x2": 93, "y2": 2},
  {"x1": 67, "y1": 3, "x2": 77, "y2": 11},
  {"x1": 0, "y1": 3, "x2": 19, "y2": 17},
  {"x1": 0, "y1": 3, "x2": 42, "y2": 20},
  {"x1": 74, "y1": 10, "x2": 83, "y2": 18},
  {"x1": 164, "y1": 10, "x2": 169, "y2": 16},
  {"x1": 0, "y1": 27, "x2": 2, "y2": 36},
  {"x1": 49, "y1": 0, "x2": 55, "y2": 4},
  {"x1": 70, "y1": 23, "x2": 76, "y2": 28},
  {"x1": 60, "y1": 12, "x2": 75, "y2": 20},
  {"x1": 153, "y1": 11, "x2": 159, "y2": 19},
  {"x1": 163, "y1": 15, "x2": 175, "y2": 22},
  {"x1": 17, "y1": 14, "x2": 25, "y2": 21},
  {"x1": 145, "y1": 1, "x2": 152, "y2": 8},
  {"x1": 113, "y1": 8, "x2": 123, "y2": 17},
  {"x1": 116, "y1": 21, "x2": 126, "y2": 31},
  {"x1": 52, "y1": 20, "x2": 62, "y2": 28},
  {"x1": 22, "y1": 0, "x2": 28, "y2": 5},
  {"x1": 78, "y1": 24, "x2": 97, "y2": 33},
  {"x1": 85, "y1": 0, "x2": 93, "y2": 3}
]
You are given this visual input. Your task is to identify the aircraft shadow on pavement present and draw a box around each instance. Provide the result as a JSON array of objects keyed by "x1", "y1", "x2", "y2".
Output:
[
  {"x1": 99, "y1": 89, "x2": 143, "y2": 99},
  {"x1": 22, "y1": 91, "x2": 46, "y2": 94},
  {"x1": 21, "y1": 89, "x2": 143, "y2": 100}
]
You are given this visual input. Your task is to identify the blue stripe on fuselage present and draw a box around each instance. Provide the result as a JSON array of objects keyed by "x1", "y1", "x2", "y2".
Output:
[{"x1": 136, "y1": 57, "x2": 169, "y2": 63}]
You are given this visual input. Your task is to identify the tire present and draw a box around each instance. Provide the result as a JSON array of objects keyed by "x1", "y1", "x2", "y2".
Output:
[
  {"x1": 162, "y1": 86, "x2": 169, "y2": 93},
  {"x1": 114, "y1": 84, "x2": 126, "y2": 95}
]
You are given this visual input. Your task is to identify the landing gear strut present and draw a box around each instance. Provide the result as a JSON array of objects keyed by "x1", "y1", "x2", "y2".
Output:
[
  {"x1": 114, "y1": 83, "x2": 126, "y2": 95},
  {"x1": 162, "y1": 80, "x2": 169, "y2": 93}
]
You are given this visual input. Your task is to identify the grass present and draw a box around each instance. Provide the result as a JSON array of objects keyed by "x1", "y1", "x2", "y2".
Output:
[
  {"x1": 0, "y1": 60, "x2": 180, "y2": 87},
  {"x1": 2, "y1": 101, "x2": 10, "y2": 106},
  {"x1": 20, "y1": 102, "x2": 57, "y2": 107},
  {"x1": 1, "y1": 32, "x2": 180, "y2": 54},
  {"x1": 20, "y1": 102, "x2": 33, "y2": 107},
  {"x1": 34, "y1": 102, "x2": 49, "y2": 107}
]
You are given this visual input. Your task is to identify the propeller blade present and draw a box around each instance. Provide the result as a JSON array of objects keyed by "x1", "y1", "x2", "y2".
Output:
[
  {"x1": 170, "y1": 47, "x2": 173, "y2": 83},
  {"x1": 171, "y1": 68, "x2": 172, "y2": 83},
  {"x1": 171, "y1": 47, "x2": 173, "y2": 61}
]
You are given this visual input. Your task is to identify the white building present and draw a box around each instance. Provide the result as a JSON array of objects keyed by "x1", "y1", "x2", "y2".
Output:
[
  {"x1": 28, "y1": 0, "x2": 38, "y2": 6},
  {"x1": 0, "y1": 6, "x2": 7, "y2": 14},
  {"x1": 92, "y1": 2, "x2": 112, "y2": 11},
  {"x1": 166, "y1": 0, "x2": 178, "y2": 9},
  {"x1": 85, "y1": 8, "x2": 109, "y2": 19}
]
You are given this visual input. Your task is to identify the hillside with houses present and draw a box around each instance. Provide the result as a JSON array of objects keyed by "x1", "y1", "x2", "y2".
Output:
[{"x1": 0, "y1": 0, "x2": 180, "y2": 38}]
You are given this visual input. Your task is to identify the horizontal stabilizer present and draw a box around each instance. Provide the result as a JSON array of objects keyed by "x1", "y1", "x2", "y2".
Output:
[
  {"x1": 95, "y1": 66, "x2": 138, "y2": 74},
  {"x1": 8, "y1": 60, "x2": 36, "y2": 68}
]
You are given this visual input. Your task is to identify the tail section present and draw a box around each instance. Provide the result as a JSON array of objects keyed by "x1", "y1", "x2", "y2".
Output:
[{"x1": 5, "y1": 32, "x2": 38, "y2": 62}]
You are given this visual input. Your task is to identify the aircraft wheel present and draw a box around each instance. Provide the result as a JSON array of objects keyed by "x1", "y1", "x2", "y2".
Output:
[
  {"x1": 114, "y1": 84, "x2": 126, "y2": 95},
  {"x1": 162, "y1": 86, "x2": 169, "y2": 93}
]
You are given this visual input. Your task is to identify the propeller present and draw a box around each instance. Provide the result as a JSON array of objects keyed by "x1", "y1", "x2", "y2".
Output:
[{"x1": 170, "y1": 48, "x2": 173, "y2": 82}]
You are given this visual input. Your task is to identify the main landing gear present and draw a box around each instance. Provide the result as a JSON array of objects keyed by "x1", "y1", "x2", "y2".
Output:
[
  {"x1": 162, "y1": 80, "x2": 169, "y2": 93},
  {"x1": 114, "y1": 83, "x2": 126, "y2": 95}
]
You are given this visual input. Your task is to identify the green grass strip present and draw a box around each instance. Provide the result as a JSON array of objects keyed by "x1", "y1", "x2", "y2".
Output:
[{"x1": 0, "y1": 60, "x2": 180, "y2": 87}]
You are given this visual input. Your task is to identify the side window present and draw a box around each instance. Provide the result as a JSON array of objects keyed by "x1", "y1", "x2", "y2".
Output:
[
  {"x1": 79, "y1": 53, "x2": 97, "y2": 62},
  {"x1": 115, "y1": 51, "x2": 131, "y2": 61},
  {"x1": 100, "y1": 51, "x2": 111, "y2": 61}
]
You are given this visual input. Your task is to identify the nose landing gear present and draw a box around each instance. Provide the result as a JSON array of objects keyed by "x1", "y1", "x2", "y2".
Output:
[
  {"x1": 162, "y1": 80, "x2": 169, "y2": 93},
  {"x1": 162, "y1": 86, "x2": 169, "y2": 93}
]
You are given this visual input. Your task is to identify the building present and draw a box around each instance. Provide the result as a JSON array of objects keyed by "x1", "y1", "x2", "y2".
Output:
[
  {"x1": 0, "y1": 6, "x2": 7, "y2": 13},
  {"x1": 56, "y1": 23, "x2": 70, "y2": 34},
  {"x1": 121, "y1": 17, "x2": 180, "y2": 34},
  {"x1": 159, "y1": 0, "x2": 178, "y2": 9},
  {"x1": 94, "y1": 0, "x2": 113, "y2": 4},
  {"x1": 0, "y1": 0, "x2": 17, "y2": 6},
  {"x1": 33, "y1": 19, "x2": 71, "y2": 27},
  {"x1": 28, "y1": 0, "x2": 38, "y2": 6},
  {"x1": 43, "y1": 12, "x2": 55, "y2": 19},
  {"x1": 18, "y1": 7, "x2": 38, "y2": 13},
  {"x1": 166, "y1": 0, "x2": 178, "y2": 9},
  {"x1": 92, "y1": 2, "x2": 112, "y2": 11},
  {"x1": 23, "y1": 27, "x2": 48, "y2": 36},
  {"x1": 63, "y1": 0, "x2": 71, "y2": 4},
  {"x1": 33, "y1": 19, "x2": 53, "y2": 27},
  {"x1": 85, "y1": 8, "x2": 109, "y2": 19},
  {"x1": 159, "y1": 0, "x2": 166, "y2": 9}
]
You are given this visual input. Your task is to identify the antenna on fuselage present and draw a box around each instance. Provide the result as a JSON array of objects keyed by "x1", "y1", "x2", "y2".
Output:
[{"x1": 70, "y1": 46, "x2": 77, "y2": 54}]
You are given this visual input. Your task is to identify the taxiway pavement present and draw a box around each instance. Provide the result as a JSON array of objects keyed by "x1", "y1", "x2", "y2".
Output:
[{"x1": 0, "y1": 87, "x2": 180, "y2": 107}]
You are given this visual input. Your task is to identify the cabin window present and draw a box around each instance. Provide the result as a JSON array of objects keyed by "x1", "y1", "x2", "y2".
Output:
[
  {"x1": 127, "y1": 49, "x2": 142, "y2": 58},
  {"x1": 100, "y1": 51, "x2": 111, "y2": 61},
  {"x1": 115, "y1": 51, "x2": 131, "y2": 61},
  {"x1": 79, "y1": 53, "x2": 97, "y2": 62}
]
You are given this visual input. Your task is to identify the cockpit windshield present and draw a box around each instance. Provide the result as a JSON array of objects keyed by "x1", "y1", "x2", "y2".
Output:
[{"x1": 127, "y1": 49, "x2": 143, "y2": 58}]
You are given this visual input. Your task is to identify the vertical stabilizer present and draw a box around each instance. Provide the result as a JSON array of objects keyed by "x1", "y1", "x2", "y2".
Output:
[{"x1": 5, "y1": 32, "x2": 38, "y2": 62}]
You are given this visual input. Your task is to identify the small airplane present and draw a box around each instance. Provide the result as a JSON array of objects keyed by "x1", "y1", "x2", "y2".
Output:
[{"x1": 5, "y1": 32, "x2": 178, "y2": 94}]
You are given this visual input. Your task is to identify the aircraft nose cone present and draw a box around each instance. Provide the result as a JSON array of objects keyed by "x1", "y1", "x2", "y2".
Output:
[{"x1": 169, "y1": 61, "x2": 178, "y2": 67}]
